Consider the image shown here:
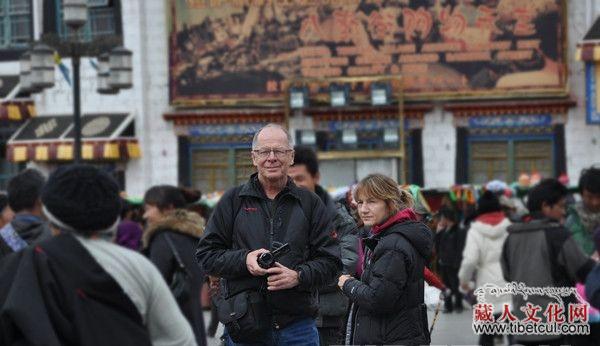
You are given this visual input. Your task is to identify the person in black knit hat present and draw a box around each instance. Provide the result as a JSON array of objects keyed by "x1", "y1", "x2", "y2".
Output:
[{"x1": 0, "y1": 164, "x2": 197, "y2": 346}]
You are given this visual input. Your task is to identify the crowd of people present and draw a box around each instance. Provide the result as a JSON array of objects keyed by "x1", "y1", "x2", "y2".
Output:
[{"x1": 0, "y1": 123, "x2": 599, "y2": 346}]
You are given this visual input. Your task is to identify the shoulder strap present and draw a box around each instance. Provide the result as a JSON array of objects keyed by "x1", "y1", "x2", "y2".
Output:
[
  {"x1": 163, "y1": 234, "x2": 186, "y2": 270},
  {"x1": 231, "y1": 185, "x2": 245, "y2": 220},
  {"x1": 301, "y1": 192, "x2": 313, "y2": 221},
  {"x1": 296, "y1": 190, "x2": 313, "y2": 222}
]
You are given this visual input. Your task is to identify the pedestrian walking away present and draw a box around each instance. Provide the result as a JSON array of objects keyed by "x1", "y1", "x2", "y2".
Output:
[{"x1": 0, "y1": 164, "x2": 197, "y2": 346}]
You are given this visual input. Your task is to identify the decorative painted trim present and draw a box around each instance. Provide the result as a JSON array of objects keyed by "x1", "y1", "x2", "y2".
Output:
[
  {"x1": 444, "y1": 99, "x2": 576, "y2": 117},
  {"x1": 585, "y1": 62, "x2": 600, "y2": 124},
  {"x1": 468, "y1": 114, "x2": 552, "y2": 128},
  {"x1": 163, "y1": 109, "x2": 284, "y2": 125}
]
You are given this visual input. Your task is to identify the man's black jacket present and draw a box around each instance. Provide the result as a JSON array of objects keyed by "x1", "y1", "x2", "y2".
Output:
[
  {"x1": 0, "y1": 233, "x2": 151, "y2": 346},
  {"x1": 196, "y1": 173, "x2": 342, "y2": 328}
]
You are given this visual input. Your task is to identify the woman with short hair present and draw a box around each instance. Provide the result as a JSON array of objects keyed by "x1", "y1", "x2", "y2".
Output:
[{"x1": 338, "y1": 173, "x2": 433, "y2": 345}]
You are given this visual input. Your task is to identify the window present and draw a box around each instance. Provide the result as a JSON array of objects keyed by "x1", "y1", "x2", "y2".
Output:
[
  {"x1": 514, "y1": 141, "x2": 553, "y2": 179},
  {"x1": 470, "y1": 142, "x2": 509, "y2": 184},
  {"x1": 469, "y1": 139, "x2": 553, "y2": 184},
  {"x1": 0, "y1": 0, "x2": 32, "y2": 49},
  {"x1": 57, "y1": 1, "x2": 117, "y2": 42},
  {"x1": 235, "y1": 149, "x2": 255, "y2": 186},
  {"x1": 190, "y1": 148, "x2": 255, "y2": 192}
]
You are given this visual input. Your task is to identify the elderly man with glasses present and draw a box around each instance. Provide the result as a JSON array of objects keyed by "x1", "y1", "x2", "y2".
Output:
[{"x1": 196, "y1": 123, "x2": 341, "y2": 346}]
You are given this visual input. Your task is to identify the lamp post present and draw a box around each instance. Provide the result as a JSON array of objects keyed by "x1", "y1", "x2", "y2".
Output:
[
  {"x1": 65, "y1": 0, "x2": 87, "y2": 163},
  {"x1": 18, "y1": 0, "x2": 133, "y2": 163}
]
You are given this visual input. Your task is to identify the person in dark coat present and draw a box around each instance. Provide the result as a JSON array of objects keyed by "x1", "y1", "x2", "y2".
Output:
[
  {"x1": 0, "y1": 168, "x2": 51, "y2": 260},
  {"x1": 196, "y1": 124, "x2": 341, "y2": 346},
  {"x1": 338, "y1": 173, "x2": 433, "y2": 345},
  {"x1": 0, "y1": 164, "x2": 196, "y2": 346},
  {"x1": 502, "y1": 179, "x2": 595, "y2": 346},
  {"x1": 435, "y1": 206, "x2": 466, "y2": 313},
  {"x1": 143, "y1": 185, "x2": 207, "y2": 346},
  {"x1": 289, "y1": 145, "x2": 358, "y2": 346}
]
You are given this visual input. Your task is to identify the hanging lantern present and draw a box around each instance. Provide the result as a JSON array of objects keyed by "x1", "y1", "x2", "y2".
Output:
[
  {"x1": 108, "y1": 46, "x2": 133, "y2": 89},
  {"x1": 30, "y1": 44, "x2": 55, "y2": 90},
  {"x1": 63, "y1": 0, "x2": 88, "y2": 29},
  {"x1": 96, "y1": 53, "x2": 118, "y2": 94}
]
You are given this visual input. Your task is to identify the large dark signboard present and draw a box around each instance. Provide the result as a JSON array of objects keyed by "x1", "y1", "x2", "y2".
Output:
[{"x1": 168, "y1": 0, "x2": 566, "y2": 105}]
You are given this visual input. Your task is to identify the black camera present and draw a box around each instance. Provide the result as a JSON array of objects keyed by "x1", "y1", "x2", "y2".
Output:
[{"x1": 257, "y1": 243, "x2": 290, "y2": 269}]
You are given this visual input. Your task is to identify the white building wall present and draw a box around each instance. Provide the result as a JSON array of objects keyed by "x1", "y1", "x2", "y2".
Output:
[
  {"x1": 27, "y1": 0, "x2": 178, "y2": 196},
  {"x1": 422, "y1": 107, "x2": 456, "y2": 188},
  {"x1": 121, "y1": 0, "x2": 178, "y2": 196},
  {"x1": 565, "y1": 0, "x2": 600, "y2": 184}
]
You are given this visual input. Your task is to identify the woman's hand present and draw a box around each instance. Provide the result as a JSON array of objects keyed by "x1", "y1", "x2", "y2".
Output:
[{"x1": 338, "y1": 274, "x2": 353, "y2": 290}]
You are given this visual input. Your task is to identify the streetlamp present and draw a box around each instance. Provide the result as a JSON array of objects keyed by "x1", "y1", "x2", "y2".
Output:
[
  {"x1": 18, "y1": 52, "x2": 33, "y2": 92},
  {"x1": 18, "y1": 1, "x2": 133, "y2": 163}
]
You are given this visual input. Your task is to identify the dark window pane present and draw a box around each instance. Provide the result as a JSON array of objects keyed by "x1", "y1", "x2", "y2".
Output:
[
  {"x1": 89, "y1": 7, "x2": 115, "y2": 38},
  {"x1": 9, "y1": 0, "x2": 30, "y2": 14},
  {"x1": 9, "y1": 15, "x2": 30, "y2": 44}
]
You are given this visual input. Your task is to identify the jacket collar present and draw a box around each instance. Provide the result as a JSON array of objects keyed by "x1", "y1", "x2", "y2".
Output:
[
  {"x1": 475, "y1": 211, "x2": 506, "y2": 226},
  {"x1": 142, "y1": 209, "x2": 205, "y2": 248},
  {"x1": 508, "y1": 215, "x2": 561, "y2": 233},
  {"x1": 239, "y1": 172, "x2": 302, "y2": 202},
  {"x1": 371, "y1": 208, "x2": 418, "y2": 236}
]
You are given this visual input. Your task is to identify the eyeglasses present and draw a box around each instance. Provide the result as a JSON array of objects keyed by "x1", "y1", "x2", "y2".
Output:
[{"x1": 252, "y1": 148, "x2": 293, "y2": 159}]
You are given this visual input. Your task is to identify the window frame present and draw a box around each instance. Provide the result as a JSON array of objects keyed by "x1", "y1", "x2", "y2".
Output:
[
  {"x1": 0, "y1": 0, "x2": 33, "y2": 50},
  {"x1": 467, "y1": 134, "x2": 555, "y2": 184},
  {"x1": 188, "y1": 145, "x2": 254, "y2": 192}
]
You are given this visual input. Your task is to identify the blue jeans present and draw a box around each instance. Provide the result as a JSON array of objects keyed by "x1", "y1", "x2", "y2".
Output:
[{"x1": 224, "y1": 318, "x2": 319, "y2": 346}]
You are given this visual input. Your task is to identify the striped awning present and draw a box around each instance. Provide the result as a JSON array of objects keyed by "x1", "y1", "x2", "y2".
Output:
[
  {"x1": 577, "y1": 16, "x2": 600, "y2": 62},
  {"x1": 0, "y1": 100, "x2": 36, "y2": 121},
  {"x1": 576, "y1": 43, "x2": 600, "y2": 62},
  {"x1": 6, "y1": 113, "x2": 140, "y2": 162},
  {"x1": 0, "y1": 75, "x2": 35, "y2": 121},
  {"x1": 6, "y1": 139, "x2": 141, "y2": 162}
]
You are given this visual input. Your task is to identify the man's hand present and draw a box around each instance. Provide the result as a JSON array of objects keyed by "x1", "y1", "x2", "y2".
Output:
[
  {"x1": 266, "y1": 262, "x2": 299, "y2": 291},
  {"x1": 246, "y1": 249, "x2": 270, "y2": 276},
  {"x1": 338, "y1": 274, "x2": 352, "y2": 290}
]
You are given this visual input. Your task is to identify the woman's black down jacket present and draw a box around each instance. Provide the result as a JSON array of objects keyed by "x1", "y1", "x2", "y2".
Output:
[{"x1": 343, "y1": 218, "x2": 433, "y2": 345}]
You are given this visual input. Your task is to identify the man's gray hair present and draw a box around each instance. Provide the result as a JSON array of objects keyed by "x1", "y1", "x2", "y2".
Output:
[{"x1": 251, "y1": 123, "x2": 293, "y2": 150}]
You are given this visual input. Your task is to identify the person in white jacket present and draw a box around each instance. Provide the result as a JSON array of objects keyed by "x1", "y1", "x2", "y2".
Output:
[{"x1": 458, "y1": 191, "x2": 513, "y2": 346}]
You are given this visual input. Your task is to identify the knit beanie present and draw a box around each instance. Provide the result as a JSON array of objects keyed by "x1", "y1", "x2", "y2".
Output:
[
  {"x1": 42, "y1": 164, "x2": 121, "y2": 234},
  {"x1": 476, "y1": 190, "x2": 502, "y2": 216}
]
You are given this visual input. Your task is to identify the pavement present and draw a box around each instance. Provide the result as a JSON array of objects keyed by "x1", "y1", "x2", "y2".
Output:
[{"x1": 202, "y1": 304, "x2": 512, "y2": 346}]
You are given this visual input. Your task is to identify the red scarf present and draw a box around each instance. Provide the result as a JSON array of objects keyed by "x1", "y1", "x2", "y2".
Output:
[
  {"x1": 371, "y1": 208, "x2": 418, "y2": 235},
  {"x1": 356, "y1": 208, "x2": 418, "y2": 276},
  {"x1": 475, "y1": 211, "x2": 506, "y2": 226}
]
